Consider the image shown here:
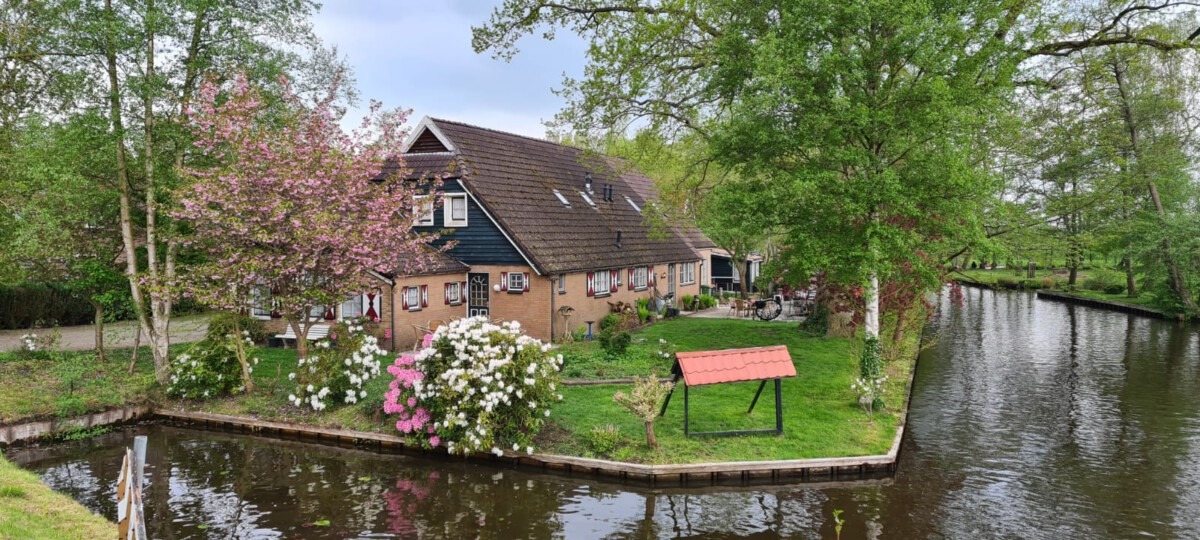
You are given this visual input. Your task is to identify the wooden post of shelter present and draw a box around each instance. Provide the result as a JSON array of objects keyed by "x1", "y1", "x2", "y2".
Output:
[{"x1": 659, "y1": 345, "x2": 797, "y2": 437}]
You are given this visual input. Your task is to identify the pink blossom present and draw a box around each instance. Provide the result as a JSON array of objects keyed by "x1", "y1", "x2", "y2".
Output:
[
  {"x1": 429, "y1": 436, "x2": 440, "y2": 447},
  {"x1": 421, "y1": 333, "x2": 434, "y2": 349}
]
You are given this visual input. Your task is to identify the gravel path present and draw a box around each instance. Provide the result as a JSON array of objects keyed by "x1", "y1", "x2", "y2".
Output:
[{"x1": 0, "y1": 314, "x2": 211, "y2": 353}]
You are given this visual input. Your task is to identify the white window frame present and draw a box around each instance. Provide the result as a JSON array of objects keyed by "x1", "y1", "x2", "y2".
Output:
[
  {"x1": 250, "y1": 285, "x2": 273, "y2": 320},
  {"x1": 578, "y1": 191, "x2": 596, "y2": 208},
  {"x1": 507, "y1": 272, "x2": 526, "y2": 293},
  {"x1": 594, "y1": 270, "x2": 612, "y2": 297},
  {"x1": 404, "y1": 287, "x2": 421, "y2": 311},
  {"x1": 444, "y1": 194, "x2": 468, "y2": 227},
  {"x1": 633, "y1": 267, "x2": 648, "y2": 291},
  {"x1": 446, "y1": 282, "x2": 462, "y2": 305},
  {"x1": 558, "y1": 274, "x2": 566, "y2": 294},
  {"x1": 681, "y1": 262, "x2": 696, "y2": 285},
  {"x1": 552, "y1": 190, "x2": 571, "y2": 207},
  {"x1": 414, "y1": 195, "x2": 434, "y2": 226},
  {"x1": 339, "y1": 295, "x2": 363, "y2": 320}
]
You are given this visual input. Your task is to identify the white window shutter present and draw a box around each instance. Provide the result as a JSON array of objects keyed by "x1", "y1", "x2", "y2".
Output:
[
  {"x1": 420, "y1": 285, "x2": 428, "y2": 308},
  {"x1": 587, "y1": 272, "x2": 595, "y2": 297},
  {"x1": 610, "y1": 270, "x2": 619, "y2": 293},
  {"x1": 444, "y1": 283, "x2": 451, "y2": 305},
  {"x1": 523, "y1": 272, "x2": 530, "y2": 292},
  {"x1": 629, "y1": 268, "x2": 634, "y2": 290},
  {"x1": 649, "y1": 266, "x2": 656, "y2": 286},
  {"x1": 500, "y1": 272, "x2": 508, "y2": 292},
  {"x1": 401, "y1": 287, "x2": 409, "y2": 310}
]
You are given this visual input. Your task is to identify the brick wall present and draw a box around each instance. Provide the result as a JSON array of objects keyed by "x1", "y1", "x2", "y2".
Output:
[
  {"x1": 469, "y1": 265, "x2": 554, "y2": 342},
  {"x1": 550, "y1": 261, "x2": 702, "y2": 341},
  {"x1": 390, "y1": 274, "x2": 470, "y2": 351}
]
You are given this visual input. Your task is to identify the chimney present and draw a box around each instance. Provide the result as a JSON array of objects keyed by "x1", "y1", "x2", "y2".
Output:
[
  {"x1": 603, "y1": 184, "x2": 611, "y2": 202},
  {"x1": 584, "y1": 172, "x2": 593, "y2": 194}
]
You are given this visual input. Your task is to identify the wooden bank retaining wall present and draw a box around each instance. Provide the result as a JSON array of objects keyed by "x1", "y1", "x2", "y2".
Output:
[
  {"x1": 1035, "y1": 290, "x2": 1177, "y2": 320},
  {"x1": 0, "y1": 406, "x2": 152, "y2": 445}
]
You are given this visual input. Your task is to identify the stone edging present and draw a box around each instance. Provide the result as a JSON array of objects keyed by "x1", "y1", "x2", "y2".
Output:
[
  {"x1": 1035, "y1": 290, "x2": 1178, "y2": 320},
  {"x1": 153, "y1": 409, "x2": 900, "y2": 487},
  {"x1": 0, "y1": 406, "x2": 152, "y2": 446}
]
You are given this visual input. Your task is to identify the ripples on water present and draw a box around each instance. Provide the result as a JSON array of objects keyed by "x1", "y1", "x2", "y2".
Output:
[{"x1": 7, "y1": 289, "x2": 1200, "y2": 539}]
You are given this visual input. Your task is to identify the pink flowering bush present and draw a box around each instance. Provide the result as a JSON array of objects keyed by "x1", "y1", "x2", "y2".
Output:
[
  {"x1": 287, "y1": 318, "x2": 384, "y2": 411},
  {"x1": 384, "y1": 316, "x2": 563, "y2": 456}
]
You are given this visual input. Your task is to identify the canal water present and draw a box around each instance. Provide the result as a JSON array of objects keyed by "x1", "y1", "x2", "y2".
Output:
[{"x1": 7, "y1": 289, "x2": 1200, "y2": 538}]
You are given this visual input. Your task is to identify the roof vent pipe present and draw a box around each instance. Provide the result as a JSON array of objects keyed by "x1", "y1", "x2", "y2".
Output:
[
  {"x1": 603, "y1": 184, "x2": 612, "y2": 202},
  {"x1": 585, "y1": 172, "x2": 593, "y2": 194},
  {"x1": 616, "y1": 230, "x2": 622, "y2": 248}
]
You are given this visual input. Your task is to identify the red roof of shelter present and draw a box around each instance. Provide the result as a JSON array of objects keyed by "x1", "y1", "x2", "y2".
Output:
[{"x1": 675, "y1": 345, "x2": 797, "y2": 386}]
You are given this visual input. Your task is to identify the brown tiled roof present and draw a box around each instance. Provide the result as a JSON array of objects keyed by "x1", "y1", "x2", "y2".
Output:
[
  {"x1": 675, "y1": 345, "x2": 797, "y2": 386},
  {"x1": 378, "y1": 155, "x2": 459, "y2": 181},
  {"x1": 407, "y1": 118, "x2": 702, "y2": 274},
  {"x1": 386, "y1": 246, "x2": 468, "y2": 278}
]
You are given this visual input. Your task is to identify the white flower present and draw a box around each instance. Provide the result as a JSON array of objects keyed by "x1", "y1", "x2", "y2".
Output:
[{"x1": 512, "y1": 443, "x2": 520, "y2": 451}]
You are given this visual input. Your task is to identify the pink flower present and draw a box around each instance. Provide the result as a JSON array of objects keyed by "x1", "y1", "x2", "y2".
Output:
[
  {"x1": 429, "y1": 436, "x2": 440, "y2": 447},
  {"x1": 421, "y1": 333, "x2": 434, "y2": 349},
  {"x1": 407, "y1": 397, "x2": 416, "y2": 407}
]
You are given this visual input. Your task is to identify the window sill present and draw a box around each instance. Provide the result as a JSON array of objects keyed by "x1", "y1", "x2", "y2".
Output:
[
  {"x1": 506, "y1": 290, "x2": 524, "y2": 295},
  {"x1": 444, "y1": 220, "x2": 468, "y2": 228},
  {"x1": 449, "y1": 301, "x2": 462, "y2": 306}
]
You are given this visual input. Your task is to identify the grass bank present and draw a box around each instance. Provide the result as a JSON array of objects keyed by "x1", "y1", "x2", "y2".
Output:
[
  {"x1": 2, "y1": 318, "x2": 914, "y2": 468},
  {"x1": 954, "y1": 268, "x2": 1173, "y2": 314},
  {"x1": 0, "y1": 454, "x2": 112, "y2": 539}
]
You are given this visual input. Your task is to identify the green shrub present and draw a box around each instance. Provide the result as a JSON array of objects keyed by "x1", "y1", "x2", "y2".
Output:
[
  {"x1": 1040, "y1": 277, "x2": 1055, "y2": 289},
  {"x1": 0, "y1": 283, "x2": 94, "y2": 329},
  {"x1": 288, "y1": 320, "x2": 385, "y2": 410},
  {"x1": 698, "y1": 294, "x2": 717, "y2": 309},
  {"x1": 586, "y1": 424, "x2": 622, "y2": 455},
  {"x1": 166, "y1": 335, "x2": 253, "y2": 400},
  {"x1": 1021, "y1": 279, "x2": 1043, "y2": 290},
  {"x1": 799, "y1": 302, "x2": 828, "y2": 336},
  {"x1": 995, "y1": 277, "x2": 1020, "y2": 290},
  {"x1": 205, "y1": 311, "x2": 268, "y2": 344},
  {"x1": 637, "y1": 306, "x2": 650, "y2": 323},
  {"x1": 1104, "y1": 283, "x2": 1126, "y2": 295},
  {"x1": 599, "y1": 313, "x2": 623, "y2": 331},
  {"x1": 598, "y1": 327, "x2": 632, "y2": 356},
  {"x1": 680, "y1": 294, "x2": 694, "y2": 310}
]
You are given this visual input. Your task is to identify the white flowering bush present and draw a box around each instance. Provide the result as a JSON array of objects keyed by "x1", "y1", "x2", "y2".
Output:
[
  {"x1": 12, "y1": 331, "x2": 61, "y2": 361},
  {"x1": 288, "y1": 319, "x2": 384, "y2": 411},
  {"x1": 166, "y1": 331, "x2": 256, "y2": 400},
  {"x1": 851, "y1": 375, "x2": 888, "y2": 423},
  {"x1": 384, "y1": 316, "x2": 563, "y2": 456}
]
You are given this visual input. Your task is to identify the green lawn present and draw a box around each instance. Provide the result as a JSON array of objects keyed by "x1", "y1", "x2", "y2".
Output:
[
  {"x1": 0, "y1": 317, "x2": 915, "y2": 467},
  {"x1": 0, "y1": 454, "x2": 113, "y2": 539},
  {"x1": 542, "y1": 318, "x2": 913, "y2": 464}
]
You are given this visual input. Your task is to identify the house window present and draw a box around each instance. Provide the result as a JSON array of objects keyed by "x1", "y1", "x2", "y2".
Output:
[
  {"x1": 444, "y1": 194, "x2": 468, "y2": 227},
  {"x1": 578, "y1": 191, "x2": 596, "y2": 208},
  {"x1": 340, "y1": 295, "x2": 363, "y2": 319},
  {"x1": 250, "y1": 285, "x2": 273, "y2": 319},
  {"x1": 552, "y1": 190, "x2": 571, "y2": 207},
  {"x1": 508, "y1": 272, "x2": 526, "y2": 293},
  {"x1": 594, "y1": 270, "x2": 612, "y2": 297},
  {"x1": 681, "y1": 262, "x2": 696, "y2": 285},
  {"x1": 558, "y1": 274, "x2": 566, "y2": 294},
  {"x1": 404, "y1": 287, "x2": 421, "y2": 311},
  {"x1": 625, "y1": 196, "x2": 641, "y2": 213},
  {"x1": 414, "y1": 196, "x2": 434, "y2": 226},
  {"x1": 445, "y1": 282, "x2": 462, "y2": 305},
  {"x1": 633, "y1": 267, "x2": 648, "y2": 290}
]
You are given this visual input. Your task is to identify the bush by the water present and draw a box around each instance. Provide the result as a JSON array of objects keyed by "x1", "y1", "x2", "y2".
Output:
[
  {"x1": 586, "y1": 424, "x2": 622, "y2": 455},
  {"x1": 1021, "y1": 279, "x2": 1044, "y2": 290},
  {"x1": 995, "y1": 277, "x2": 1020, "y2": 290},
  {"x1": 288, "y1": 319, "x2": 385, "y2": 411},
  {"x1": 383, "y1": 316, "x2": 563, "y2": 455},
  {"x1": 166, "y1": 333, "x2": 255, "y2": 400}
]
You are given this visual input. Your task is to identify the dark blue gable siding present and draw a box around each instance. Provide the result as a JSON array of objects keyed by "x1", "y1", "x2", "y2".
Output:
[
  {"x1": 417, "y1": 179, "x2": 526, "y2": 266},
  {"x1": 711, "y1": 256, "x2": 734, "y2": 278}
]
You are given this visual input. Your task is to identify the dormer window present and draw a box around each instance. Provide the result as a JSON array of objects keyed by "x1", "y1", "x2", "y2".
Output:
[
  {"x1": 444, "y1": 194, "x2": 468, "y2": 227},
  {"x1": 579, "y1": 191, "x2": 596, "y2": 208},
  {"x1": 552, "y1": 189, "x2": 571, "y2": 207},
  {"x1": 414, "y1": 195, "x2": 434, "y2": 226}
]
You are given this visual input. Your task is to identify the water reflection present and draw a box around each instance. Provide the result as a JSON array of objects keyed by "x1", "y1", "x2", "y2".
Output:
[{"x1": 7, "y1": 289, "x2": 1200, "y2": 538}]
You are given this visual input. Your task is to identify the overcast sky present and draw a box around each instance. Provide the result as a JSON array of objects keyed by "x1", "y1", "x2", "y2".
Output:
[{"x1": 312, "y1": 1, "x2": 589, "y2": 139}]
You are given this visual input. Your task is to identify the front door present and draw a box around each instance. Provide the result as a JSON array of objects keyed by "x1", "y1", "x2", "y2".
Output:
[
  {"x1": 468, "y1": 272, "x2": 490, "y2": 317},
  {"x1": 668, "y1": 263, "x2": 676, "y2": 297}
]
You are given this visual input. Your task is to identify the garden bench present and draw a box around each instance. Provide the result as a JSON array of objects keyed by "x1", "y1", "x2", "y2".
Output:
[{"x1": 270, "y1": 323, "x2": 332, "y2": 348}]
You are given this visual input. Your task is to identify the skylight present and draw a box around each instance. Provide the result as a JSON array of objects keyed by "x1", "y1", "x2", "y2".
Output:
[
  {"x1": 552, "y1": 189, "x2": 571, "y2": 207},
  {"x1": 579, "y1": 191, "x2": 596, "y2": 208},
  {"x1": 625, "y1": 196, "x2": 641, "y2": 213}
]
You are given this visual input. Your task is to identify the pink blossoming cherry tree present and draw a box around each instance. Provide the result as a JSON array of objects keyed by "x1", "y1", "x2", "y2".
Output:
[{"x1": 177, "y1": 73, "x2": 441, "y2": 369}]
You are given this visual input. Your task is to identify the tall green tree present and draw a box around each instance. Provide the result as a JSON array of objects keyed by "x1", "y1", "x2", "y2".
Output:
[{"x1": 475, "y1": 0, "x2": 1200, "y2": 354}]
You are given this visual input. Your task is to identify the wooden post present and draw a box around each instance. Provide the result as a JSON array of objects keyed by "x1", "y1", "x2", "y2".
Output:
[
  {"x1": 683, "y1": 385, "x2": 689, "y2": 437},
  {"x1": 747, "y1": 380, "x2": 768, "y2": 414},
  {"x1": 774, "y1": 379, "x2": 783, "y2": 434}
]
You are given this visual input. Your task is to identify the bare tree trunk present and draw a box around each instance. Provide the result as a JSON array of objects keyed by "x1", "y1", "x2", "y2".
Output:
[
  {"x1": 1113, "y1": 61, "x2": 1196, "y2": 312},
  {"x1": 91, "y1": 300, "x2": 105, "y2": 362},
  {"x1": 644, "y1": 420, "x2": 658, "y2": 449},
  {"x1": 1123, "y1": 255, "x2": 1137, "y2": 297},
  {"x1": 127, "y1": 324, "x2": 141, "y2": 375},
  {"x1": 288, "y1": 317, "x2": 311, "y2": 360}
]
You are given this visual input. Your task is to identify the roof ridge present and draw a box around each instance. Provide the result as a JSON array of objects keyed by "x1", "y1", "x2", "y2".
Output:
[{"x1": 429, "y1": 117, "x2": 591, "y2": 153}]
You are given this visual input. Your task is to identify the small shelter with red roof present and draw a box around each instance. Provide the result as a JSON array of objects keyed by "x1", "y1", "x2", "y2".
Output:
[{"x1": 659, "y1": 345, "x2": 797, "y2": 436}]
